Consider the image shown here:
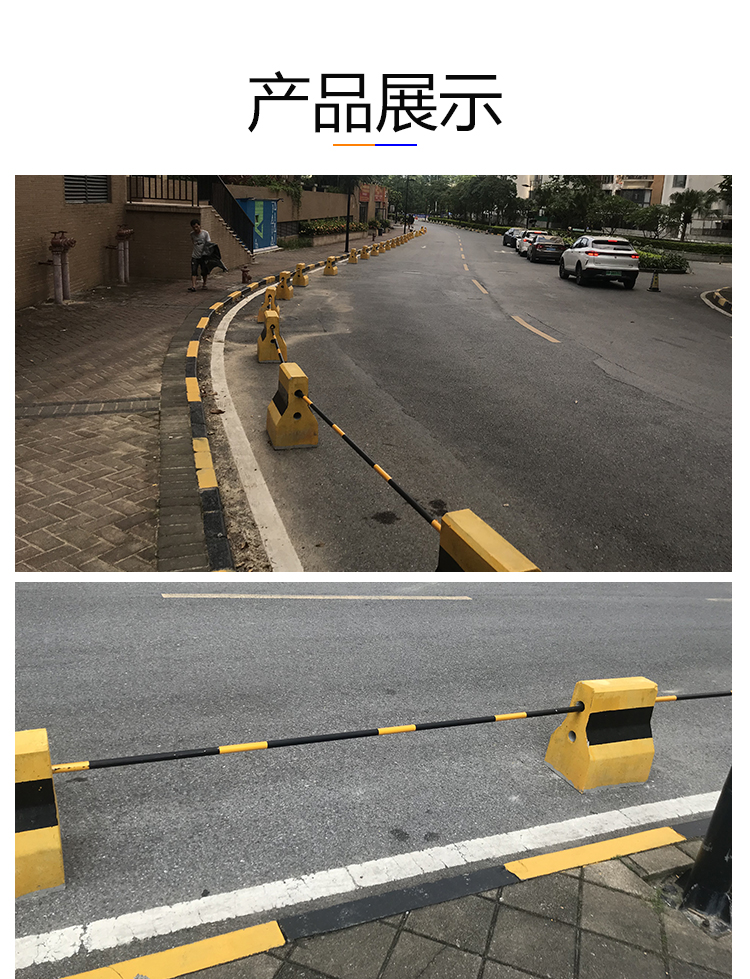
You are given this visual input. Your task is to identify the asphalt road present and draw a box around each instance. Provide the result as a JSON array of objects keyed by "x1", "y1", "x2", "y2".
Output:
[
  {"x1": 219, "y1": 224, "x2": 731, "y2": 571},
  {"x1": 16, "y1": 582, "x2": 731, "y2": 947}
]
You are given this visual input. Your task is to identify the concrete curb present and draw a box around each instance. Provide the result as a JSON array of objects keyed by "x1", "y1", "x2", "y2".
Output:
[{"x1": 186, "y1": 238, "x2": 422, "y2": 571}]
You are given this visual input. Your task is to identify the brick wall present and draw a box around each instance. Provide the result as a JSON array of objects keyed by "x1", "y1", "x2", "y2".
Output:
[
  {"x1": 15, "y1": 176, "x2": 129, "y2": 309},
  {"x1": 125, "y1": 204, "x2": 253, "y2": 280}
]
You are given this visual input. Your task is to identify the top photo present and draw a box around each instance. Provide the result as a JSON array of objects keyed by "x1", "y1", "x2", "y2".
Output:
[{"x1": 15, "y1": 175, "x2": 732, "y2": 574}]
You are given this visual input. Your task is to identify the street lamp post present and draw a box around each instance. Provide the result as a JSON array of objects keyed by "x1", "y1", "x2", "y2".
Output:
[
  {"x1": 403, "y1": 175, "x2": 410, "y2": 234},
  {"x1": 345, "y1": 176, "x2": 352, "y2": 252}
]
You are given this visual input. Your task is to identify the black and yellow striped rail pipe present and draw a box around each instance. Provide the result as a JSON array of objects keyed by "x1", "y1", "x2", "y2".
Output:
[
  {"x1": 48, "y1": 689, "x2": 730, "y2": 774},
  {"x1": 297, "y1": 392, "x2": 442, "y2": 531}
]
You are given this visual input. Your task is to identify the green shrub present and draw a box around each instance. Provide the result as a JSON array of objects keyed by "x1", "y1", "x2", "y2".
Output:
[
  {"x1": 299, "y1": 218, "x2": 369, "y2": 237},
  {"x1": 637, "y1": 249, "x2": 690, "y2": 272},
  {"x1": 630, "y1": 236, "x2": 731, "y2": 259}
]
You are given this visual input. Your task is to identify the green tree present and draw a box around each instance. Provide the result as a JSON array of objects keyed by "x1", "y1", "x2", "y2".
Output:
[
  {"x1": 719, "y1": 175, "x2": 731, "y2": 209},
  {"x1": 591, "y1": 194, "x2": 641, "y2": 234},
  {"x1": 668, "y1": 188, "x2": 720, "y2": 240}
]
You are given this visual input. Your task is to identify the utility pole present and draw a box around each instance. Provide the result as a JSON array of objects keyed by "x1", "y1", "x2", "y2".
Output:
[
  {"x1": 345, "y1": 176, "x2": 352, "y2": 252},
  {"x1": 403, "y1": 175, "x2": 410, "y2": 234}
]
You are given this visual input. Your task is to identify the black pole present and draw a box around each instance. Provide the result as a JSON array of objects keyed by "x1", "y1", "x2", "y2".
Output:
[
  {"x1": 345, "y1": 177, "x2": 352, "y2": 252},
  {"x1": 673, "y1": 769, "x2": 731, "y2": 934}
]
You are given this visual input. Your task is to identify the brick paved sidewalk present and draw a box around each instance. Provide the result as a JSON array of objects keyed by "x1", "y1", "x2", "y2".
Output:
[{"x1": 15, "y1": 234, "x2": 394, "y2": 572}]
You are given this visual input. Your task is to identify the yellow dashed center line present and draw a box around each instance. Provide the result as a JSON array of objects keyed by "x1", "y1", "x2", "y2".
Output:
[
  {"x1": 472, "y1": 280, "x2": 489, "y2": 295},
  {"x1": 511, "y1": 315, "x2": 560, "y2": 343}
]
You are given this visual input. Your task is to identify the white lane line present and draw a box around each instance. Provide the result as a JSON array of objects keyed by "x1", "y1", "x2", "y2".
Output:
[
  {"x1": 161, "y1": 594, "x2": 472, "y2": 601},
  {"x1": 210, "y1": 291, "x2": 304, "y2": 572},
  {"x1": 15, "y1": 792, "x2": 718, "y2": 969}
]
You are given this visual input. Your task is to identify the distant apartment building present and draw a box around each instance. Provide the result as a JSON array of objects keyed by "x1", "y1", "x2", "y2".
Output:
[{"x1": 518, "y1": 175, "x2": 731, "y2": 236}]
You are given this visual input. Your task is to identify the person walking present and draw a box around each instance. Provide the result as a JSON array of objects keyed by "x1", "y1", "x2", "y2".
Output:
[{"x1": 189, "y1": 219, "x2": 211, "y2": 291}]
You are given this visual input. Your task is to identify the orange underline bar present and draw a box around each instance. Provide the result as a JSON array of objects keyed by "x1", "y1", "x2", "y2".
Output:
[{"x1": 333, "y1": 143, "x2": 418, "y2": 147}]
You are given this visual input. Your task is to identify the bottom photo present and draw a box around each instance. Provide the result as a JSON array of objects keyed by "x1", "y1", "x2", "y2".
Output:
[{"x1": 15, "y1": 580, "x2": 732, "y2": 979}]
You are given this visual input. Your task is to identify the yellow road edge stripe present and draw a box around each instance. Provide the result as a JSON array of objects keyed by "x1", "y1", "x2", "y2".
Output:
[
  {"x1": 511, "y1": 315, "x2": 560, "y2": 343},
  {"x1": 185, "y1": 377, "x2": 201, "y2": 402},
  {"x1": 196, "y1": 316, "x2": 210, "y2": 330},
  {"x1": 219, "y1": 741, "x2": 269, "y2": 753},
  {"x1": 61, "y1": 920, "x2": 285, "y2": 979},
  {"x1": 463, "y1": 263, "x2": 470, "y2": 271},
  {"x1": 494, "y1": 712, "x2": 528, "y2": 722},
  {"x1": 505, "y1": 827, "x2": 686, "y2": 881},
  {"x1": 472, "y1": 279, "x2": 489, "y2": 295},
  {"x1": 378, "y1": 724, "x2": 417, "y2": 735},
  {"x1": 161, "y1": 594, "x2": 472, "y2": 600},
  {"x1": 209, "y1": 302, "x2": 224, "y2": 311},
  {"x1": 187, "y1": 340, "x2": 200, "y2": 358}
]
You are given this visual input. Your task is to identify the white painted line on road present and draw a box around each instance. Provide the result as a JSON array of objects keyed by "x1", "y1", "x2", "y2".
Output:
[
  {"x1": 15, "y1": 792, "x2": 718, "y2": 969},
  {"x1": 210, "y1": 292, "x2": 304, "y2": 572},
  {"x1": 161, "y1": 594, "x2": 472, "y2": 600}
]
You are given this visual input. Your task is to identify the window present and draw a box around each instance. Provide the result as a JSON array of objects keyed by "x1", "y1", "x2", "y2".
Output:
[
  {"x1": 672, "y1": 175, "x2": 687, "y2": 188},
  {"x1": 64, "y1": 176, "x2": 110, "y2": 203}
]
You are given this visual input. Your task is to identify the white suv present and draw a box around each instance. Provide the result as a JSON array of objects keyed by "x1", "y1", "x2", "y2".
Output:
[{"x1": 559, "y1": 235, "x2": 639, "y2": 289}]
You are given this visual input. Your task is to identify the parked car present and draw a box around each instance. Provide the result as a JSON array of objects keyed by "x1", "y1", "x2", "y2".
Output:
[
  {"x1": 517, "y1": 230, "x2": 552, "y2": 256},
  {"x1": 502, "y1": 228, "x2": 524, "y2": 246},
  {"x1": 559, "y1": 235, "x2": 640, "y2": 288},
  {"x1": 527, "y1": 235, "x2": 566, "y2": 263}
]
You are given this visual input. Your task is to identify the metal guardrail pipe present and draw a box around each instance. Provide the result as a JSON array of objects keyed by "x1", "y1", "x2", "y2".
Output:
[
  {"x1": 49, "y1": 690, "x2": 730, "y2": 775},
  {"x1": 298, "y1": 392, "x2": 442, "y2": 532}
]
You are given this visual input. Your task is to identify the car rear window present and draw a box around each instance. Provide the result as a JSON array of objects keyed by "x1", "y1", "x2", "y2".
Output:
[
  {"x1": 541, "y1": 237, "x2": 564, "y2": 243},
  {"x1": 592, "y1": 239, "x2": 635, "y2": 249}
]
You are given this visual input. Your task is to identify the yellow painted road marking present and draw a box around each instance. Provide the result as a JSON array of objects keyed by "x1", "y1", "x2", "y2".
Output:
[
  {"x1": 61, "y1": 920, "x2": 285, "y2": 978},
  {"x1": 511, "y1": 315, "x2": 560, "y2": 343},
  {"x1": 162, "y1": 594, "x2": 472, "y2": 601},
  {"x1": 472, "y1": 280, "x2": 489, "y2": 295},
  {"x1": 378, "y1": 724, "x2": 417, "y2": 735},
  {"x1": 185, "y1": 377, "x2": 201, "y2": 401},
  {"x1": 505, "y1": 827, "x2": 685, "y2": 880},
  {"x1": 187, "y1": 340, "x2": 200, "y2": 358},
  {"x1": 464, "y1": 263, "x2": 470, "y2": 271}
]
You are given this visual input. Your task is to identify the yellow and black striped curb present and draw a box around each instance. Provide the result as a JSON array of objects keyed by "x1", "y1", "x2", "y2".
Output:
[
  {"x1": 707, "y1": 289, "x2": 732, "y2": 313},
  {"x1": 187, "y1": 238, "x2": 422, "y2": 570},
  {"x1": 60, "y1": 816, "x2": 709, "y2": 979}
]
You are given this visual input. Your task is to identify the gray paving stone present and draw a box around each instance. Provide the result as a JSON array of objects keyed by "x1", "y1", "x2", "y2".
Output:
[
  {"x1": 488, "y1": 905, "x2": 576, "y2": 978},
  {"x1": 403, "y1": 894, "x2": 496, "y2": 953},
  {"x1": 482, "y1": 960, "x2": 548, "y2": 979},
  {"x1": 382, "y1": 929, "x2": 482, "y2": 979},
  {"x1": 189, "y1": 951, "x2": 281, "y2": 977},
  {"x1": 627, "y1": 845, "x2": 694, "y2": 877},
  {"x1": 662, "y1": 906, "x2": 732, "y2": 975},
  {"x1": 578, "y1": 931, "x2": 667, "y2": 979},
  {"x1": 500, "y1": 873, "x2": 579, "y2": 925},
  {"x1": 581, "y1": 881, "x2": 663, "y2": 951},
  {"x1": 288, "y1": 921, "x2": 395, "y2": 979},
  {"x1": 582, "y1": 859, "x2": 655, "y2": 898}
]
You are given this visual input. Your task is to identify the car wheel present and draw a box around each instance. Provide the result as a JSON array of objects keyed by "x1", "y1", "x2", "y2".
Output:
[
  {"x1": 623, "y1": 279, "x2": 636, "y2": 290},
  {"x1": 559, "y1": 260, "x2": 569, "y2": 279},
  {"x1": 575, "y1": 264, "x2": 587, "y2": 286},
  {"x1": 528, "y1": 250, "x2": 533, "y2": 261}
]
